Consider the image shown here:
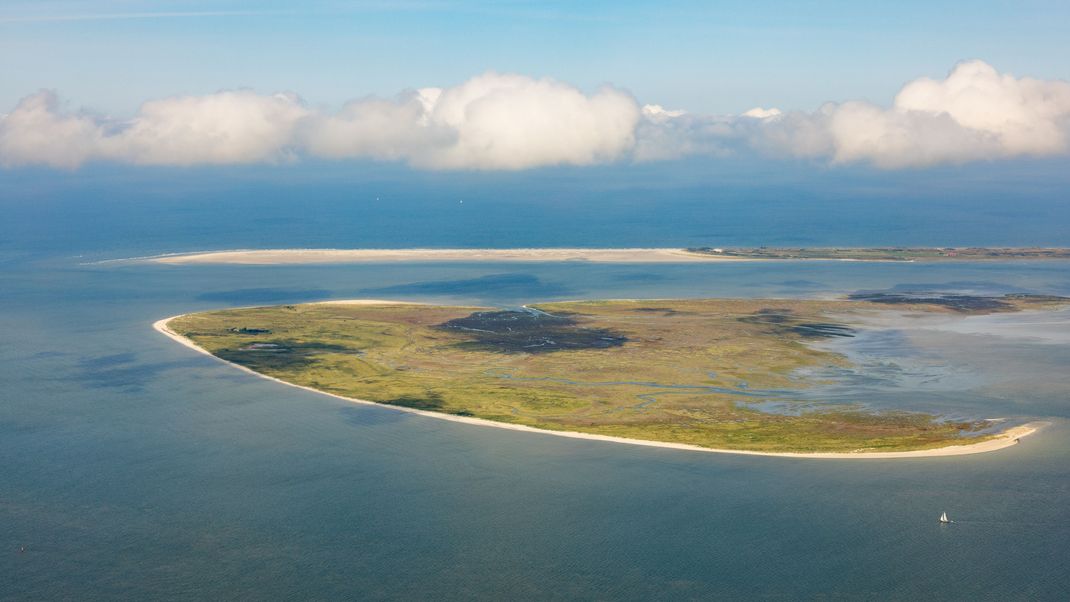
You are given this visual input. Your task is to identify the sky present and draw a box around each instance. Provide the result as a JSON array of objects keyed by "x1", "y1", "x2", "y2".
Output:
[{"x1": 1, "y1": 0, "x2": 1069, "y2": 173}]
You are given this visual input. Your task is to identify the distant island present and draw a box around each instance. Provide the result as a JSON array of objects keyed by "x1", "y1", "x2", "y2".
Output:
[
  {"x1": 156, "y1": 294, "x2": 1058, "y2": 457},
  {"x1": 140, "y1": 247, "x2": 1070, "y2": 265},
  {"x1": 686, "y1": 247, "x2": 1070, "y2": 261}
]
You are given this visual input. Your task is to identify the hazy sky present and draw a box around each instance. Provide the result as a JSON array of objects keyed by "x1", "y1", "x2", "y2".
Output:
[
  {"x1": 1, "y1": 1, "x2": 1069, "y2": 173},
  {"x1": 3, "y1": 0, "x2": 1068, "y2": 114}
]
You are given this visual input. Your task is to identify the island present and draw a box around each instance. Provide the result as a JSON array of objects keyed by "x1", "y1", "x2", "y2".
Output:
[
  {"x1": 155, "y1": 294, "x2": 1060, "y2": 457},
  {"x1": 142, "y1": 247, "x2": 1070, "y2": 265},
  {"x1": 686, "y1": 246, "x2": 1070, "y2": 261}
]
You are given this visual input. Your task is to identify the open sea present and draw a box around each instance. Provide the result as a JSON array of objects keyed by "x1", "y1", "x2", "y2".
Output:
[{"x1": 3, "y1": 162, "x2": 1070, "y2": 599}]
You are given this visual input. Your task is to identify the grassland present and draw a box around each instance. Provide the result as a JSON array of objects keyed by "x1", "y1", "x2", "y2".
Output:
[
  {"x1": 164, "y1": 295, "x2": 1064, "y2": 453},
  {"x1": 687, "y1": 247, "x2": 1070, "y2": 261}
]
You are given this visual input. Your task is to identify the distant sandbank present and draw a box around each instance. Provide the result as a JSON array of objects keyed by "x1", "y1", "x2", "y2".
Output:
[
  {"x1": 154, "y1": 306, "x2": 1042, "y2": 460},
  {"x1": 148, "y1": 248, "x2": 753, "y2": 265},
  {"x1": 119, "y1": 247, "x2": 1070, "y2": 266}
]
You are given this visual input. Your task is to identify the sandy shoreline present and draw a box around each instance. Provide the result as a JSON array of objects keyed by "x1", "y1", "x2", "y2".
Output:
[
  {"x1": 154, "y1": 305, "x2": 1043, "y2": 459},
  {"x1": 148, "y1": 248, "x2": 753, "y2": 265}
]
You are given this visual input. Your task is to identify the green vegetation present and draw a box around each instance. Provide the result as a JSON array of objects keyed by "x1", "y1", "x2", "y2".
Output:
[
  {"x1": 687, "y1": 246, "x2": 1070, "y2": 261},
  {"x1": 168, "y1": 296, "x2": 1059, "y2": 453}
]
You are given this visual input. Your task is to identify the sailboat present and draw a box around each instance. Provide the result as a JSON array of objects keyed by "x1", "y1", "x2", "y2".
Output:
[{"x1": 939, "y1": 512, "x2": 951, "y2": 524}]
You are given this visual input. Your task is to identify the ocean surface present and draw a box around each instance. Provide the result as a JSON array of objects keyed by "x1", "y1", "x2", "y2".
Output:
[{"x1": 3, "y1": 163, "x2": 1070, "y2": 599}]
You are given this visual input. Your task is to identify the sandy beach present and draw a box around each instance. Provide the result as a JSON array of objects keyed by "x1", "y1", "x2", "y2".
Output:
[
  {"x1": 154, "y1": 305, "x2": 1043, "y2": 460},
  {"x1": 148, "y1": 248, "x2": 752, "y2": 265}
]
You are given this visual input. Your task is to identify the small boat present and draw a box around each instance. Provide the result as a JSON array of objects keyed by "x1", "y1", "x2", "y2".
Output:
[{"x1": 939, "y1": 512, "x2": 951, "y2": 524}]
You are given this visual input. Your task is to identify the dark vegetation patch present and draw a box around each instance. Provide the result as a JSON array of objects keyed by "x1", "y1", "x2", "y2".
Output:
[
  {"x1": 851, "y1": 292, "x2": 1069, "y2": 312},
  {"x1": 216, "y1": 339, "x2": 359, "y2": 371},
  {"x1": 633, "y1": 307, "x2": 682, "y2": 316},
  {"x1": 740, "y1": 308, "x2": 795, "y2": 323},
  {"x1": 790, "y1": 323, "x2": 855, "y2": 338},
  {"x1": 1004, "y1": 293, "x2": 1070, "y2": 303},
  {"x1": 384, "y1": 391, "x2": 445, "y2": 411},
  {"x1": 739, "y1": 309, "x2": 855, "y2": 338},
  {"x1": 229, "y1": 327, "x2": 272, "y2": 335},
  {"x1": 437, "y1": 310, "x2": 629, "y2": 353},
  {"x1": 849, "y1": 292, "x2": 1012, "y2": 311}
]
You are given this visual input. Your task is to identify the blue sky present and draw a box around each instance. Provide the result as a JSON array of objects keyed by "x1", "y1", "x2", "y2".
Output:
[
  {"x1": 2, "y1": 0, "x2": 1068, "y2": 114},
  {"x1": 1, "y1": 1, "x2": 1069, "y2": 173}
]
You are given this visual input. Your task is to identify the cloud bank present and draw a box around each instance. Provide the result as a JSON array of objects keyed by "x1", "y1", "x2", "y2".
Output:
[
  {"x1": 299, "y1": 73, "x2": 639, "y2": 170},
  {"x1": 751, "y1": 60, "x2": 1070, "y2": 168},
  {"x1": 2, "y1": 61, "x2": 1068, "y2": 170}
]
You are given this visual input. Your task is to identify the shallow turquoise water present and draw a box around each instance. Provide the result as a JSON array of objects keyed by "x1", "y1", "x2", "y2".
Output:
[{"x1": 2, "y1": 255, "x2": 1070, "y2": 599}]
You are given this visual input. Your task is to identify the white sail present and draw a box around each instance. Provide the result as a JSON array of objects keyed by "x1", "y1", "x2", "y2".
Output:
[{"x1": 939, "y1": 512, "x2": 949, "y2": 523}]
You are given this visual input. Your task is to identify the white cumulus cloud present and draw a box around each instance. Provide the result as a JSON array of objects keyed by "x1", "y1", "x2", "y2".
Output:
[
  {"x1": 304, "y1": 73, "x2": 640, "y2": 170},
  {"x1": 2, "y1": 61, "x2": 1069, "y2": 170},
  {"x1": 0, "y1": 73, "x2": 639, "y2": 171},
  {"x1": 0, "y1": 91, "x2": 105, "y2": 169},
  {"x1": 415, "y1": 73, "x2": 640, "y2": 170},
  {"x1": 736, "y1": 60, "x2": 1070, "y2": 168},
  {"x1": 741, "y1": 107, "x2": 782, "y2": 119},
  {"x1": 894, "y1": 60, "x2": 1070, "y2": 158},
  {"x1": 641, "y1": 104, "x2": 687, "y2": 121},
  {"x1": 111, "y1": 91, "x2": 309, "y2": 165},
  {"x1": 296, "y1": 92, "x2": 443, "y2": 163}
]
